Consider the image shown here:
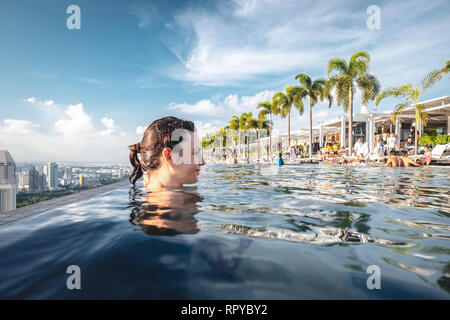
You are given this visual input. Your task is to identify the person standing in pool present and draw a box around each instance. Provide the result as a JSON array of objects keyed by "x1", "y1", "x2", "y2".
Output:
[
  {"x1": 277, "y1": 152, "x2": 285, "y2": 166},
  {"x1": 128, "y1": 116, "x2": 205, "y2": 189}
]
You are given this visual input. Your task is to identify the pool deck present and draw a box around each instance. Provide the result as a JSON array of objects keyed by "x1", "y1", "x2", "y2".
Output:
[{"x1": 0, "y1": 180, "x2": 129, "y2": 227}]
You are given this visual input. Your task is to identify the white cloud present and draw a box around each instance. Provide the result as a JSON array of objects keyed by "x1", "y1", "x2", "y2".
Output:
[
  {"x1": 101, "y1": 117, "x2": 115, "y2": 129},
  {"x1": 54, "y1": 103, "x2": 93, "y2": 135},
  {"x1": 0, "y1": 99, "x2": 135, "y2": 163},
  {"x1": 193, "y1": 120, "x2": 221, "y2": 139},
  {"x1": 25, "y1": 97, "x2": 55, "y2": 107},
  {"x1": 168, "y1": 99, "x2": 225, "y2": 116},
  {"x1": 136, "y1": 126, "x2": 146, "y2": 135},
  {"x1": 168, "y1": 89, "x2": 275, "y2": 118},
  {"x1": 162, "y1": 0, "x2": 450, "y2": 90},
  {"x1": 1, "y1": 119, "x2": 43, "y2": 134}
]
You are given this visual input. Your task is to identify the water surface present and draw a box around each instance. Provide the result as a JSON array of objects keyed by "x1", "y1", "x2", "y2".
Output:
[{"x1": 0, "y1": 163, "x2": 449, "y2": 299}]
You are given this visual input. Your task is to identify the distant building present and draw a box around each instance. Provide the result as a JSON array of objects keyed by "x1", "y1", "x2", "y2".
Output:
[
  {"x1": 64, "y1": 167, "x2": 72, "y2": 181},
  {"x1": 0, "y1": 150, "x2": 17, "y2": 213},
  {"x1": 18, "y1": 171, "x2": 29, "y2": 191},
  {"x1": 47, "y1": 162, "x2": 58, "y2": 191},
  {"x1": 28, "y1": 167, "x2": 39, "y2": 193},
  {"x1": 79, "y1": 174, "x2": 88, "y2": 187}
]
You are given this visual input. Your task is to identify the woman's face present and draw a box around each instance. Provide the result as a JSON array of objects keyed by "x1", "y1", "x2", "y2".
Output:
[{"x1": 171, "y1": 131, "x2": 205, "y2": 185}]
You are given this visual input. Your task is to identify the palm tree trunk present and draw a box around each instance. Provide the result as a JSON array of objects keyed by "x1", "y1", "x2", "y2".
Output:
[
  {"x1": 309, "y1": 96, "x2": 313, "y2": 158},
  {"x1": 288, "y1": 110, "x2": 291, "y2": 148},
  {"x1": 246, "y1": 132, "x2": 250, "y2": 161},
  {"x1": 238, "y1": 130, "x2": 241, "y2": 157},
  {"x1": 269, "y1": 113, "x2": 272, "y2": 159},
  {"x1": 348, "y1": 87, "x2": 353, "y2": 156},
  {"x1": 415, "y1": 110, "x2": 419, "y2": 155},
  {"x1": 257, "y1": 130, "x2": 260, "y2": 160}
]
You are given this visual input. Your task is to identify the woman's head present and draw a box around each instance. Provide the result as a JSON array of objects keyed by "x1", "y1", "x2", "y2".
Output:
[{"x1": 128, "y1": 116, "x2": 205, "y2": 188}]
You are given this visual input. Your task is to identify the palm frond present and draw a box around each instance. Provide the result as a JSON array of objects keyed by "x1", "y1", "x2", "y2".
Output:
[
  {"x1": 327, "y1": 58, "x2": 348, "y2": 75},
  {"x1": 357, "y1": 73, "x2": 380, "y2": 105},
  {"x1": 441, "y1": 60, "x2": 450, "y2": 74},
  {"x1": 349, "y1": 51, "x2": 370, "y2": 76},
  {"x1": 295, "y1": 73, "x2": 312, "y2": 89},
  {"x1": 375, "y1": 85, "x2": 409, "y2": 106},
  {"x1": 422, "y1": 69, "x2": 442, "y2": 91},
  {"x1": 391, "y1": 101, "x2": 410, "y2": 123}
]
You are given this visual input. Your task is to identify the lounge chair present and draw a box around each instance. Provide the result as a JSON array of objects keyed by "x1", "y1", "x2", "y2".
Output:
[{"x1": 431, "y1": 143, "x2": 450, "y2": 163}]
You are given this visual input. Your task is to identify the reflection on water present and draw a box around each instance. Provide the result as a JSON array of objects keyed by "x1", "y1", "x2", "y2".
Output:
[
  {"x1": 0, "y1": 163, "x2": 448, "y2": 299},
  {"x1": 128, "y1": 186, "x2": 202, "y2": 236}
]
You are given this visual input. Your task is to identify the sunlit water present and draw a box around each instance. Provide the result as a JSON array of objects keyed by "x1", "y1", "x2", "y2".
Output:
[{"x1": 0, "y1": 163, "x2": 449, "y2": 299}]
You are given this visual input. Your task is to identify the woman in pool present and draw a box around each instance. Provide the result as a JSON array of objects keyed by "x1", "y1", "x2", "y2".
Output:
[
  {"x1": 128, "y1": 116, "x2": 205, "y2": 189},
  {"x1": 127, "y1": 116, "x2": 205, "y2": 236}
]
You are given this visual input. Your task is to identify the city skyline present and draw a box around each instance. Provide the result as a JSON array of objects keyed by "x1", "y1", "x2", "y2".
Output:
[{"x1": 0, "y1": 0, "x2": 449, "y2": 162}]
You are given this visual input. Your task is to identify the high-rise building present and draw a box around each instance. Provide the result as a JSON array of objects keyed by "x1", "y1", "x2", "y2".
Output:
[
  {"x1": 64, "y1": 167, "x2": 72, "y2": 185},
  {"x1": 28, "y1": 167, "x2": 39, "y2": 193},
  {"x1": 79, "y1": 174, "x2": 88, "y2": 187},
  {"x1": 47, "y1": 162, "x2": 58, "y2": 191},
  {"x1": 18, "y1": 171, "x2": 29, "y2": 191},
  {"x1": 0, "y1": 150, "x2": 17, "y2": 213}
]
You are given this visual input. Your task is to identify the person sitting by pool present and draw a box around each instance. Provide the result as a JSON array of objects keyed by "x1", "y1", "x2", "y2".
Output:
[
  {"x1": 421, "y1": 146, "x2": 432, "y2": 166},
  {"x1": 337, "y1": 150, "x2": 349, "y2": 165},
  {"x1": 405, "y1": 136, "x2": 415, "y2": 155},
  {"x1": 317, "y1": 151, "x2": 325, "y2": 161},
  {"x1": 277, "y1": 152, "x2": 285, "y2": 166},
  {"x1": 324, "y1": 143, "x2": 331, "y2": 154},
  {"x1": 225, "y1": 152, "x2": 238, "y2": 164},
  {"x1": 385, "y1": 150, "x2": 402, "y2": 167},
  {"x1": 354, "y1": 137, "x2": 369, "y2": 159},
  {"x1": 399, "y1": 150, "x2": 422, "y2": 167},
  {"x1": 128, "y1": 116, "x2": 205, "y2": 189},
  {"x1": 289, "y1": 145, "x2": 297, "y2": 162},
  {"x1": 332, "y1": 142, "x2": 339, "y2": 154}
]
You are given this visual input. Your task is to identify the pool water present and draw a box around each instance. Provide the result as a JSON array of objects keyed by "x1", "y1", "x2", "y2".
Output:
[{"x1": 0, "y1": 163, "x2": 449, "y2": 299}]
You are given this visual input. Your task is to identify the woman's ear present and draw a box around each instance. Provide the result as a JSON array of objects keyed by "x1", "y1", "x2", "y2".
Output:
[{"x1": 162, "y1": 147, "x2": 174, "y2": 167}]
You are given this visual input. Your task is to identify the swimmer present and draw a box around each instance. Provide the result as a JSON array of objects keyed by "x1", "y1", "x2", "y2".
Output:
[
  {"x1": 277, "y1": 152, "x2": 285, "y2": 166},
  {"x1": 385, "y1": 150, "x2": 402, "y2": 167},
  {"x1": 400, "y1": 150, "x2": 422, "y2": 167},
  {"x1": 128, "y1": 116, "x2": 205, "y2": 189}
]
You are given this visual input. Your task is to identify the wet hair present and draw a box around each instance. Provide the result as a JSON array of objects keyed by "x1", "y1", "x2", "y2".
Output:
[
  {"x1": 400, "y1": 150, "x2": 408, "y2": 155},
  {"x1": 390, "y1": 150, "x2": 398, "y2": 155},
  {"x1": 128, "y1": 116, "x2": 195, "y2": 185}
]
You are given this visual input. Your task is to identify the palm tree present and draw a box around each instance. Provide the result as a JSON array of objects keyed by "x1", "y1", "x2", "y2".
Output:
[
  {"x1": 375, "y1": 70, "x2": 442, "y2": 155},
  {"x1": 293, "y1": 74, "x2": 332, "y2": 157},
  {"x1": 248, "y1": 113, "x2": 270, "y2": 160},
  {"x1": 218, "y1": 127, "x2": 228, "y2": 155},
  {"x1": 228, "y1": 115, "x2": 241, "y2": 156},
  {"x1": 272, "y1": 86, "x2": 302, "y2": 148},
  {"x1": 257, "y1": 100, "x2": 275, "y2": 159},
  {"x1": 239, "y1": 112, "x2": 252, "y2": 161},
  {"x1": 327, "y1": 51, "x2": 380, "y2": 155}
]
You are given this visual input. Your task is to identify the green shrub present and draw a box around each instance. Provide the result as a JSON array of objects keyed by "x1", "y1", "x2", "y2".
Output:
[{"x1": 418, "y1": 134, "x2": 450, "y2": 146}]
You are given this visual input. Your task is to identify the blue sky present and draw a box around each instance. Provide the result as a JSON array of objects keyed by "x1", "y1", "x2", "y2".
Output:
[{"x1": 0, "y1": 0, "x2": 449, "y2": 163}]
